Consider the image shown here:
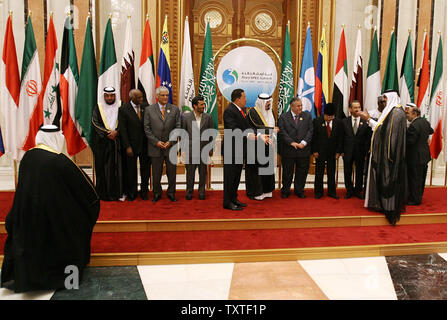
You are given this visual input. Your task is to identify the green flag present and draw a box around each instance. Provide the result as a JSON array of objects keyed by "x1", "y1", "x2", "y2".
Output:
[
  {"x1": 399, "y1": 33, "x2": 414, "y2": 107},
  {"x1": 364, "y1": 29, "x2": 381, "y2": 111},
  {"x1": 198, "y1": 22, "x2": 218, "y2": 129},
  {"x1": 277, "y1": 23, "x2": 294, "y2": 117},
  {"x1": 75, "y1": 16, "x2": 97, "y2": 147},
  {"x1": 382, "y1": 31, "x2": 399, "y2": 93}
]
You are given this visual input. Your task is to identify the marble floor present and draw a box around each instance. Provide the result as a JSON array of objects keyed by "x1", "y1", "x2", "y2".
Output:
[{"x1": 1, "y1": 254, "x2": 447, "y2": 300}]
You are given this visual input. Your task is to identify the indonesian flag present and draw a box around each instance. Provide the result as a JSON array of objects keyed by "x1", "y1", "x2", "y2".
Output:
[
  {"x1": 417, "y1": 32, "x2": 430, "y2": 118},
  {"x1": 332, "y1": 27, "x2": 348, "y2": 118},
  {"x1": 60, "y1": 16, "x2": 86, "y2": 156},
  {"x1": 0, "y1": 14, "x2": 20, "y2": 160},
  {"x1": 22, "y1": 14, "x2": 60, "y2": 151},
  {"x1": 120, "y1": 17, "x2": 135, "y2": 104},
  {"x1": 18, "y1": 16, "x2": 42, "y2": 161},
  {"x1": 349, "y1": 28, "x2": 363, "y2": 107},
  {"x1": 138, "y1": 16, "x2": 156, "y2": 106},
  {"x1": 428, "y1": 35, "x2": 443, "y2": 159}
]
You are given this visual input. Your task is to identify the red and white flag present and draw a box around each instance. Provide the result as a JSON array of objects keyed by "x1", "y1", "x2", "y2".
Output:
[
  {"x1": 138, "y1": 16, "x2": 156, "y2": 106},
  {"x1": 0, "y1": 14, "x2": 21, "y2": 160},
  {"x1": 120, "y1": 17, "x2": 135, "y2": 104},
  {"x1": 417, "y1": 32, "x2": 430, "y2": 117}
]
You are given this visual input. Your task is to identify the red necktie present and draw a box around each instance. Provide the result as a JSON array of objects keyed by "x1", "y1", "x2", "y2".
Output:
[
  {"x1": 240, "y1": 108, "x2": 246, "y2": 119},
  {"x1": 326, "y1": 121, "x2": 331, "y2": 137}
]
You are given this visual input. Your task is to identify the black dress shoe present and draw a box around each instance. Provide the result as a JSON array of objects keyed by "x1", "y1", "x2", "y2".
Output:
[
  {"x1": 328, "y1": 194, "x2": 339, "y2": 200},
  {"x1": 354, "y1": 193, "x2": 365, "y2": 200},
  {"x1": 152, "y1": 194, "x2": 161, "y2": 202},
  {"x1": 407, "y1": 201, "x2": 420, "y2": 206},
  {"x1": 140, "y1": 192, "x2": 149, "y2": 200},
  {"x1": 344, "y1": 192, "x2": 353, "y2": 199},
  {"x1": 224, "y1": 203, "x2": 243, "y2": 211},
  {"x1": 127, "y1": 194, "x2": 136, "y2": 201},
  {"x1": 295, "y1": 193, "x2": 306, "y2": 199},
  {"x1": 168, "y1": 195, "x2": 178, "y2": 202},
  {"x1": 234, "y1": 200, "x2": 247, "y2": 207},
  {"x1": 199, "y1": 194, "x2": 205, "y2": 200},
  {"x1": 281, "y1": 193, "x2": 290, "y2": 199},
  {"x1": 315, "y1": 194, "x2": 323, "y2": 199},
  {"x1": 186, "y1": 194, "x2": 192, "y2": 200}
]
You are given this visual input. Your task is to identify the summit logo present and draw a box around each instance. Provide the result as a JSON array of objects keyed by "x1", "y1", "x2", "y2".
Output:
[{"x1": 222, "y1": 69, "x2": 239, "y2": 85}]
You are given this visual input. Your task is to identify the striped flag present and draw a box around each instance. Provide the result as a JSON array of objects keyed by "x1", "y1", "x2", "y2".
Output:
[
  {"x1": 60, "y1": 15, "x2": 86, "y2": 156},
  {"x1": 0, "y1": 14, "x2": 20, "y2": 159},
  {"x1": 400, "y1": 33, "x2": 415, "y2": 107},
  {"x1": 22, "y1": 14, "x2": 60, "y2": 151},
  {"x1": 156, "y1": 15, "x2": 173, "y2": 103},
  {"x1": 277, "y1": 22, "x2": 294, "y2": 117},
  {"x1": 315, "y1": 27, "x2": 328, "y2": 116},
  {"x1": 349, "y1": 28, "x2": 363, "y2": 107},
  {"x1": 120, "y1": 17, "x2": 135, "y2": 104},
  {"x1": 364, "y1": 28, "x2": 381, "y2": 112},
  {"x1": 179, "y1": 17, "x2": 195, "y2": 113},
  {"x1": 198, "y1": 21, "x2": 218, "y2": 129},
  {"x1": 75, "y1": 15, "x2": 97, "y2": 147},
  {"x1": 417, "y1": 32, "x2": 430, "y2": 118},
  {"x1": 18, "y1": 15, "x2": 42, "y2": 160},
  {"x1": 297, "y1": 25, "x2": 316, "y2": 118},
  {"x1": 333, "y1": 27, "x2": 348, "y2": 118},
  {"x1": 382, "y1": 30, "x2": 399, "y2": 94},
  {"x1": 427, "y1": 35, "x2": 443, "y2": 159},
  {"x1": 138, "y1": 15, "x2": 156, "y2": 106}
]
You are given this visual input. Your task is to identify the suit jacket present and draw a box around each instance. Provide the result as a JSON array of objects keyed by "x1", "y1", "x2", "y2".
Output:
[
  {"x1": 144, "y1": 102, "x2": 181, "y2": 157},
  {"x1": 221, "y1": 102, "x2": 250, "y2": 162},
  {"x1": 406, "y1": 117, "x2": 434, "y2": 164},
  {"x1": 181, "y1": 111, "x2": 215, "y2": 162},
  {"x1": 118, "y1": 102, "x2": 147, "y2": 155},
  {"x1": 278, "y1": 111, "x2": 313, "y2": 158},
  {"x1": 341, "y1": 116, "x2": 372, "y2": 161},
  {"x1": 311, "y1": 116, "x2": 343, "y2": 160}
]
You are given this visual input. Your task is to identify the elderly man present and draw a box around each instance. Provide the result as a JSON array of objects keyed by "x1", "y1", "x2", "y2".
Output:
[
  {"x1": 1, "y1": 125, "x2": 99, "y2": 293},
  {"x1": 91, "y1": 87, "x2": 124, "y2": 201},
  {"x1": 144, "y1": 86, "x2": 181, "y2": 202},
  {"x1": 406, "y1": 105, "x2": 434, "y2": 205},
  {"x1": 245, "y1": 93, "x2": 278, "y2": 200},
  {"x1": 119, "y1": 89, "x2": 151, "y2": 201},
  {"x1": 358, "y1": 90, "x2": 407, "y2": 225}
]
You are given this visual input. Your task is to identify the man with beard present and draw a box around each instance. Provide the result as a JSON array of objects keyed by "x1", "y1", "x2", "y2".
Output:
[
  {"x1": 358, "y1": 90, "x2": 407, "y2": 225},
  {"x1": 91, "y1": 87, "x2": 124, "y2": 201},
  {"x1": 1, "y1": 125, "x2": 99, "y2": 293}
]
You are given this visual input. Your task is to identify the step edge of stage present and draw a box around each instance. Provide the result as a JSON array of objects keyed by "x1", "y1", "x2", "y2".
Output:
[{"x1": 2, "y1": 213, "x2": 447, "y2": 234}]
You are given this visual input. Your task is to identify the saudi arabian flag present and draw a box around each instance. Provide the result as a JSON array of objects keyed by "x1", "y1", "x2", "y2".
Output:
[
  {"x1": 198, "y1": 22, "x2": 218, "y2": 129},
  {"x1": 382, "y1": 30, "x2": 399, "y2": 93},
  {"x1": 75, "y1": 16, "x2": 97, "y2": 147},
  {"x1": 400, "y1": 33, "x2": 415, "y2": 108},
  {"x1": 97, "y1": 18, "x2": 120, "y2": 112},
  {"x1": 364, "y1": 29, "x2": 381, "y2": 112},
  {"x1": 277, "y1": 23, "x2": 294, "y2": 117}
]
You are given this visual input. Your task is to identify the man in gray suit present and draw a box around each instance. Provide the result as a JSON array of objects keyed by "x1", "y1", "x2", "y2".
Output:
[
  {"x1": 144, "y1": 86, "x2": 181, "y2": 202},
  {"x1": 181, "y1": 96, "x2": 215, "y2": 200},
  {"x1": 278, "y1": 97, "x2": 313, "y2": 198}
]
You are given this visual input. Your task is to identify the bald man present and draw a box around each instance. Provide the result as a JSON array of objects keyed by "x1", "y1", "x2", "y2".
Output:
[{"x1": 118, "y1": 89, "x2": 151, "y2": 200}]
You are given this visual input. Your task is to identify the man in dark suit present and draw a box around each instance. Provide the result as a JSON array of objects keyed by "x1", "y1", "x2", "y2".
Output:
[
  {"x1": 119, "y1": 89, "x2": 151, "y2": 201},
  {"x1": 278, "y1": 97, "x2": 313, "y2": 199},
  {"x1": 222, "y1": 89, "x2": 265, "y2": 210},
  {"x1": 406, "y1": 104, "x2": 434, "y2": 205},
  {"x1": 144, "y1": 86, "x2": 181, "y2": 202},
  {"x1": 341, "y1": 100, "x2": 372, "y2": 199},
  {"x1": 312, "y1": 103, "x2": 343, "y2": 199},
  {"x1": 181, "y1": 95, "x2": 215, "y2": 200}
]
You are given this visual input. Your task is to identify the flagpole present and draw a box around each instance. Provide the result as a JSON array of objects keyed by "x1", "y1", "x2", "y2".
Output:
[
  {"x1": 430, "y1": 160, "x2": 434, "y2": 186},
  {"x1": 13, "y1": 160, "x2": 18, "y2": 190}
]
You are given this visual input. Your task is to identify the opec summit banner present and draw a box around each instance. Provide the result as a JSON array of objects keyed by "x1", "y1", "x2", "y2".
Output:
[{"x1": 216, "y1": 46, "x2": 277, "y2": 107}]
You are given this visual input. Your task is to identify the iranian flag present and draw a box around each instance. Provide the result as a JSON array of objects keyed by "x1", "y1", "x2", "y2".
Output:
[
  {"x1": 0, "y1": 14, "x2": 20, "y2": 160},
  {"x1": 332, "y1": 27, "x2": 348, "y2": 118},
  {"x1": 428, "y1": 35, "x2": 443, "y2": 159},
  {"x1": 60, "y1": 16, "x2": 86, "y2": 156},
  {"x1": 23, "y1": 14, "x2": 60, "y2": 151},
  {"x1": 349, "y1": 28, "x2": 363, "y2": 107},
  {"x1": 417, "y1": 32, "x2": 430, "y2": 118},
  {"x1": 179, "y1": 16, "x2": 195, "y2": 113},
  {"x1": 138, "y1": 15, "x2": 155, "y2": 106},
  {"x1": 120, "y1": 17, "x2": 135, "y2": 104},
  {"x1": 364, "y1": 29, "x2": 381, "y2": 112},
  {"x1": 18, "y1": 15, "x2": 42, "y2": 161},
  {"x1": 400, "y1": 33, "x2": 415, "y2": 108},
  {"x1": 98, "y1": 18, "x2": 120, "y2": 110}
]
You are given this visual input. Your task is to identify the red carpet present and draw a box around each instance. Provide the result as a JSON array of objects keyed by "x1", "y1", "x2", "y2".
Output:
[
  {"x1": 1, "y1": 223, "x2": 447, "y2": 254},
  {"x1": 1, "y1": 187, "x2": 447, "y2": 222}
]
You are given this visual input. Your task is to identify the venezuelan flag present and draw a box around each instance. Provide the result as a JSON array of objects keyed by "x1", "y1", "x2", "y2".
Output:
[
  {"x1": 156, "y1": 15, "x2": 173, "y2": 103},
  {"x1": 315, "y1": 27, "x2": 328, "y2": 116}
]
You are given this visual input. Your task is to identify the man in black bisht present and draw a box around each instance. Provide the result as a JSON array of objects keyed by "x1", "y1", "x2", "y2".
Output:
[
  {"x1": 1, "y1": 125, "x2": 100, "y2": 293},
  {"x1": 358, "y1": 90, "x2": 407, "y2": 225},
  {"x1": 91, "y1": 87, "x2": 124, "y2": 201}
]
